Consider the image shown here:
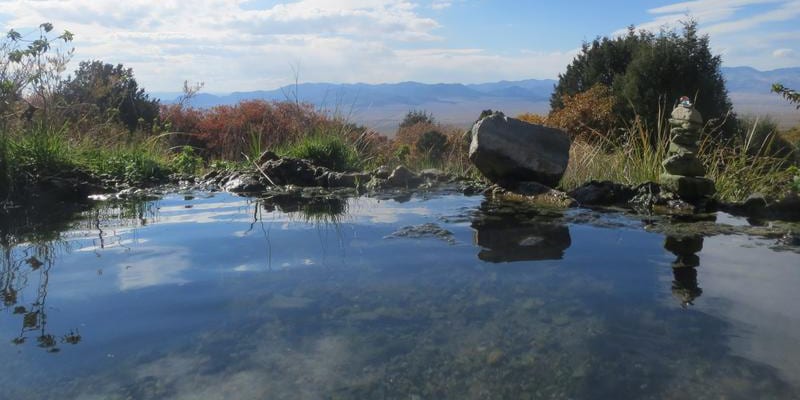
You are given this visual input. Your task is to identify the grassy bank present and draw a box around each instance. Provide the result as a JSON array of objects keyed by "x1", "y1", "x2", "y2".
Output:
[
  {"x1": 557, "y1": 117, "x2": 799, "y2": 202},
  {"x1": 0, "y1": 123, "x2": 173, "y2": 200}
]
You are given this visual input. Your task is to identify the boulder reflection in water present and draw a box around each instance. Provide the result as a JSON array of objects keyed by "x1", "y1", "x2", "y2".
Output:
[{"x1": 470, "y1": 203, "x2": 571, "y2": 263}]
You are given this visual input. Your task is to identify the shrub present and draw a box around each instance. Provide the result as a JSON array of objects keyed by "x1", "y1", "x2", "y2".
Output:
[
  {"x1": 170, "y1": 146, "x2": 203, "y2": 174},
  {"x1": 395, "y1": 144, "x2": 410, "y2": 163},
  {"x1": 416, "y1": 130, "x2": 448, "y2": 160},
  {"x1": 552, "y1": 21, "x2": 735, "y2": 138},
  {"x1": 548, "y1": 84, "x2": 616, "y2": 139},
  {"x1": 399, "y1": 110, "x2": 434, "y2": 129},
  {"x1": 517, "y1": 113, "x2": 549, "y2": 125},
  {"x1": 162, "y1": 100, "x2": 322, "y2": 160},
  {"x1": 60, "y1": 61, "x2": 160, "y2": 132}
]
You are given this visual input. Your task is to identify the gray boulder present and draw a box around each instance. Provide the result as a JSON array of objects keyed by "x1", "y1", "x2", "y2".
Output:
[
  {"x1": 385, "y1": 165, "x2": 423, "y2": 188},
  {"x1": 469, "y1": 112, "x2": 570, "y2": 187},
  {"x1": 224, "y1": 174, "x2": 265, "y2": 193}
]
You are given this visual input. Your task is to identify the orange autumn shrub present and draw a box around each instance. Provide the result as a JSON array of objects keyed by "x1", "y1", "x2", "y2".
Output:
[
  {"x1": 547, "y1": 84, "x2": 616, "y2": 140},
  {"x1": 517, "y1": 113, "x2": 550, "y2": 126}
]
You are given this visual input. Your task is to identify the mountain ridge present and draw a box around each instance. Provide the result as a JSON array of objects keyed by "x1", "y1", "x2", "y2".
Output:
[{"x1": 153, "y1": 67, "x2": 799, "y2": 133}]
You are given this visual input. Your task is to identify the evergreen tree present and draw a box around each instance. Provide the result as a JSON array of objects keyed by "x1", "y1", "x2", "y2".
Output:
[
  {"x1": 61, "y1": 60, "x2": 159, "y2": 131},
  {"x1": 551, "y1": 22, "x2": 735, "y2": 137}
]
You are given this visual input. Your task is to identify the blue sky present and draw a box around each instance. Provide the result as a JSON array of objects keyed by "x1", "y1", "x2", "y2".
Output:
[{"x1": 1, "y1": 0, "x2": 798, "y2": 92}]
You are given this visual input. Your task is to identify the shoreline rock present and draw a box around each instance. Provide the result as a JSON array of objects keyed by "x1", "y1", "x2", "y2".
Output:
[{"x1": 469, "y1": 111, "x2": 570, "y2": 188}]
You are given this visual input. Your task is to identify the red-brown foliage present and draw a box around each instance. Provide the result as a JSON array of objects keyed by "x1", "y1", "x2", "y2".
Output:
[{"x1": 161, "y1": 100, "x2": 326, "y2": 159}]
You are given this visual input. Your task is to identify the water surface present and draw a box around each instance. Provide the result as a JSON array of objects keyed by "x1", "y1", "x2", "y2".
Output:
[{"x1": 1, "y1": 192, "x2": 799, "y2": 399}]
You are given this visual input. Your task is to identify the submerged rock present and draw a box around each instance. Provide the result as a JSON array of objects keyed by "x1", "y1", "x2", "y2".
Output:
[
  {"x1": 487, "y1": 182, "x2": 577, "y2": 208},
  {"x1": 469, "y1": 111, "x2": 570, "y2": 187},
  {"x1": 384, "y1": 223, "x2": 456, "y2": 245}
]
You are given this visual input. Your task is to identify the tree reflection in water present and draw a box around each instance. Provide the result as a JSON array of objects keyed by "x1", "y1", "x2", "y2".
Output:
[{"x1": 0, "y1": 199, "x2": 157, "y2": 352}]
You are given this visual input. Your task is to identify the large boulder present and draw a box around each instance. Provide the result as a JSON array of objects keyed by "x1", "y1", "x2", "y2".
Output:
[{"x1": 469, "y1": 112, "x2": 570, "y2": 187}]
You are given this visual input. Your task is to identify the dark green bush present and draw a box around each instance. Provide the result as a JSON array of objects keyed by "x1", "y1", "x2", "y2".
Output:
[
  {"x1": 416, "y1": 130, "x2": 448, "y2": 160},
  {"x1": 552, "y1": 21, "x2": 735, "y2": 137}
]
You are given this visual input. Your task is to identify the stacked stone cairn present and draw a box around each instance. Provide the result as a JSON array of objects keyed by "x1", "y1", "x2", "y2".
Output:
[{"x1": 660, "y1": 100, "x2": 716, "y2": 202}]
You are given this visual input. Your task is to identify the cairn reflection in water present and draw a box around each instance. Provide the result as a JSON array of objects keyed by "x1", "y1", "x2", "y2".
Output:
[
  {"x1": 664, "y1": 235, "x2": 704, "y2": 307},
  {"x1": 471, "y1": 201, "x2": 571, "y2": 262}
]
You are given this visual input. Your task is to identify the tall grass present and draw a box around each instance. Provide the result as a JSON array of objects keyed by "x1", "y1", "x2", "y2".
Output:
[
  {"x1": 561, "y1": 116, "x2": 670, "y2": 190},
  {"x1": 77, "y1": 144, "x2": 169, "y2": 184},
  {"x1": 0, "y1": 122, "x2": 175, "y2": 199},
  {"x1": 560, "y1": 114, "x2": 798, "y2": 202},
  {"x1": 701, "y1": 118, "x2": 797, "y2": 201},
  {"x1": 278, "y1": 132, "x2": 361, "y2": 172}
]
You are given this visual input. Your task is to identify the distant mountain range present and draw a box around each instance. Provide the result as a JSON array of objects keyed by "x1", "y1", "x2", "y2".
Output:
[{"x1": 153, "y1": 66, "x2": 800, "y2": 133}]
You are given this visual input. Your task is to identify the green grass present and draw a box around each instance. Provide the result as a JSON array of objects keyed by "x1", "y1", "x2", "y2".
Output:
[
  {"x1": 279, "y1": 133, "x2": 361, "y2": 172},
  {"x1": 560, "y1": 118, "x2": 670, "y2": 191},
  {"x1": 78, "y1": 146, "x2": 170, "y2": 184},
  {"x1": 1, "y1": 123, "x2": 174, "y2": 200}
]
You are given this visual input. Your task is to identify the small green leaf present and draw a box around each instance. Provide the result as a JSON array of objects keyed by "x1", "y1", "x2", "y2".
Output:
[
  {"x1": 59, "y1": 30, "x2": 74, "y2": 42},
  {"x1": 7, "y1": 29, "x2": 21, "y2": 41}
]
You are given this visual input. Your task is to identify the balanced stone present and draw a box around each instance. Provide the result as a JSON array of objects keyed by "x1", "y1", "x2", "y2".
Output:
[
  {"x1": 660, "y1": 173, "x2": 716, "y2": 200},
  {"x1": 669, "y1": 141, "x2": 698, "y2": 155},
  {"x1": 670, "y1": 131, "x2": 700, "y2": 147},
  {"x1": 669, "y1": 106, "x2": 703, "y2": 129},
  {"x1": 663, "y1": 153, "x2": 706, "y2": 176}
]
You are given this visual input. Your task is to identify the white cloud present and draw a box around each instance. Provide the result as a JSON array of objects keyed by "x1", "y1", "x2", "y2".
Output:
[
  {"x1": 772, "y1": 48, "x2": 796, "y2": 57},
  {"x1": 619, "y1": 0, "x2": 800, "y2": 70},
  {"x1": 0, "y1": 0, "x2": 454, "y2": 91}
]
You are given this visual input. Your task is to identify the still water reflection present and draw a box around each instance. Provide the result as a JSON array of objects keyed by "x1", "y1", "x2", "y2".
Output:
[{"x1": 1, "y1": 192, "x2": 799, "y2": 399}]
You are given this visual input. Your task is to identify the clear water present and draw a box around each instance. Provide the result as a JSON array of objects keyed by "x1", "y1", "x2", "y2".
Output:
[{"x1": 1, "y1": 192, "x2": 799, "y2": 399}]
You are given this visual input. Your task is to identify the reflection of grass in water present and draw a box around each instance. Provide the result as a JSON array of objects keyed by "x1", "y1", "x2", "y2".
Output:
[
  {"x1": 259, "y1": 193, "x2": 350, "y2": 225},
  {"x1": 296, "y1": 198, "x2": 348, "y2": 225}
]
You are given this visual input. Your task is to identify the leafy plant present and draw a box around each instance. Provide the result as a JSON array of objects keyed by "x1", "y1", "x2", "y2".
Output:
[
  {"x1": 170, "y1": 146, "x2": 202, "y2": 174},
  {"x1": 772, "y1": 83, "x2": 800, "y2": 109}
]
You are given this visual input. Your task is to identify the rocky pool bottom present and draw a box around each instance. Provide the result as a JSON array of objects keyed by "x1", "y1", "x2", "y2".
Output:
[{"x1": 1, "y1": 189, "x2": 799, "y2": 399}]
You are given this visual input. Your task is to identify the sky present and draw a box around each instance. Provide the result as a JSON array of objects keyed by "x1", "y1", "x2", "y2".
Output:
[{"x1": 1, "y1": 0, "x2": 798, "y2": 93}]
